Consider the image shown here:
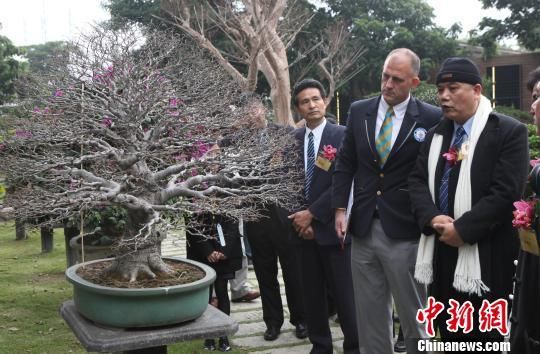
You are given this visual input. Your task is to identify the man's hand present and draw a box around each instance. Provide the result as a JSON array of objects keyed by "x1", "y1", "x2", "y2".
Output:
[
  {"x1": 207, "y1": 251, "x2": 225, "y2": 263},
  {"x1": 430, "y1": 214, "x2": 454, "y2": 227},
  {"x1": 288, "y1": 209, "x2": 313, "y2": 234},
  {"x1": 434, "y1": 222, "x2": 465, "y2": 247},
  {"x1": 299, "y1": 226, "x2": 315, "y2": 240},
  {"x1": 335, "y1": 209, "x2": 347, "y2": 238}
]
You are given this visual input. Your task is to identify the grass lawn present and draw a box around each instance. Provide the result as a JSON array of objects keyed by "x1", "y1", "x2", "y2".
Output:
[{"x1": 0, "y1": 222, "x2": 246, "y2": 353}]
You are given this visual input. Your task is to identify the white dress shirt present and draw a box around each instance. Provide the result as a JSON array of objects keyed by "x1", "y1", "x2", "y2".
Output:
[
  {"x1": 375, "y1": 95, "x2": 411, "y2": 148},
  {"x1": 304, "y1": 118, "x2": 327, "y2": 171}
]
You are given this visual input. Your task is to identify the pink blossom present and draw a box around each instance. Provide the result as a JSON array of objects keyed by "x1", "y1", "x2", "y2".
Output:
[
  {"x1": 191, "y1": 141, "x2": 211, "y2": 160},
  {"x1": 512, "y1": 200, "x2": 536, "y2": 229},
  {"x1": 33, "y1": 107, "x2": 42, "y2": 114},
  {"x1": 167, "y1": 110, "x2": 180, "y2": 116},
  {"x1": 322, "y1": 145, "x2": 337, "y2": 161},
  {"x1": 442, "y1": 146, "x2": 459, "y2": 166},
  {"x1": 169, "y1": 98, "x2": 179, "y2": 108},
  {"x1": 102, "y1": 117, "x2": 113, "y2": 128},
  {"x1": 54, "y1": 89, "x2": 64, "y2": 97},
  {"x1": 530, "y1": 158, "x2": 540, "y2": 168},
  {"x1": 191, "y1": 168, "x2": 198, "y2": 176},
  {"x1": 0, "y1": 143, "x2": 6, "y2": 151},
  {"x1": 15, "y1": 130, "x2": 32, "y2": 138}
]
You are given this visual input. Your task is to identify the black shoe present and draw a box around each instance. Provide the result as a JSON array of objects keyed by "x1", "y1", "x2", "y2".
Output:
[
  {"x1": 295, "y1": 322, "x2": 308, "y2": 339},
  {"x1": 218, "y1": 336, "x2": 231, "y2": 352},
  {"x1": 204, "y1": 339, "x2": 216, "y2": 351},
  {"x1": 263, "y1": 326, "x2": 280, "y2": 341},
  {"x1": 394, "y1": 339, "x2": 406, "y2": 353}
]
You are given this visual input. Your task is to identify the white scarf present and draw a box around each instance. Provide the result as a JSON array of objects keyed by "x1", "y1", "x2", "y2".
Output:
[{"x1": 414, "y1": 95, "x2": 492, "y2": 296}]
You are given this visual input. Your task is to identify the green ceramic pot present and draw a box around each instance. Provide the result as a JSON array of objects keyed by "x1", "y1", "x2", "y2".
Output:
[{"x1": 65, "y1": 257, "x2": 216, "y2": 328}]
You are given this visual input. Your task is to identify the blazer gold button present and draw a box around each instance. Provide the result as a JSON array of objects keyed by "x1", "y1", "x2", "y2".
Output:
[
  {"x1": 379, "y1": 173, "x2": 384, "y2": 178},
  {"x1": 376, "y1": 191, "x2": 382, "y2": 196}
]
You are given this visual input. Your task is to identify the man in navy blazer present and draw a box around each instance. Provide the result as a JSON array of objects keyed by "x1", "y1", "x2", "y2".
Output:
[
  {"x1": 289, "y1": 79, "x2": 359, "y2": 354},
  {"x1": 332, "y1": 49, "x2": 441, "y2": 354}
]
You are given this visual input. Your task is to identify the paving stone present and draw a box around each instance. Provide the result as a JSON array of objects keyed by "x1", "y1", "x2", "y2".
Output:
[
  {"x1": 234, "y1": 320, "x2": 295, "y2": 337},
  {"x1": 250, "y1": 343, "x2": 317, "y2": 353},
  {"x1": 231, "y1": 309, "x2": 265, "y2": 323},
  {"x1": 231, "y1": 299, "x2": 264, "y2": 312},
  {"x1": 232, "y1": 329, "x2": 310, "y2": 349}
]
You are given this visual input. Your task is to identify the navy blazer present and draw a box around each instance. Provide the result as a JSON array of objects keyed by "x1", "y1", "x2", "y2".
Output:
[
  {"x1": 332, "y1": 95, "x2": 441, "y2": 240},
  {"x1": 293, "y1": 121, "x2": 346, "y2": 246}
]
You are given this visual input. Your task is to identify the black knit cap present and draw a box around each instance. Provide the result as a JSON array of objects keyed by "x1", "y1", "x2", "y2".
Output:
[{"x1": 436, "y1": 57, "x2": 482, "y2": 86}]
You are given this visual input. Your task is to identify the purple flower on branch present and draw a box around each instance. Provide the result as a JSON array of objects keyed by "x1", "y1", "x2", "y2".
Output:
[
  {"x1": 15, "y1": 130, "x2": 32, "y2": 138},
  {"x1": 0, "y1": 143, "x2": 6, "y2": 151},
  {"x1": 102, "y1": 117, "x2": 113, "y2": 128},
  {"x1": 54, "y1": 89, "x2": 64, "y2": 97}
]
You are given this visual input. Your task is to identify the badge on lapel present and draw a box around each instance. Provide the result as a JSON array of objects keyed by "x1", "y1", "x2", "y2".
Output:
[
  {"x1": 413, "y1": 127, "x2": 427, "y2": 142},
  {"x1": 315, "y1": 145, "x2": 337, "y2": 172}
]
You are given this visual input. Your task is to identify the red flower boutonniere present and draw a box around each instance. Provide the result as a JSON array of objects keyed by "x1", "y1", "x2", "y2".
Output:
[
  {"x1": 513, "y1": 199, "x2": 536, "y2": 230},
  {"x1": 322, "y1": 145, "x2": 337, "y2": 162},
  {"x1": 442, "y1": 142, "x2": 469, "y2": 166}
]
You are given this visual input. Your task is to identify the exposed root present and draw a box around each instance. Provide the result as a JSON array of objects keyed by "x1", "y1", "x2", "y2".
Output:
[{"x1": 106, "y1": 246, "x2": 172, "y2": 282}]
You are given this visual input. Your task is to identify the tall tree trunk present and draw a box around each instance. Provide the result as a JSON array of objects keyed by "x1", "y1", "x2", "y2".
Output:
[
  {"x1": 64, "y1": 226, "x2": 80, "y2": 267},
  {"x1": 40, "y1": 226, "x2": 54, "y2": 253},
  {"x1": 15, "y1": 218, "x2": 26, "y2": 240}
]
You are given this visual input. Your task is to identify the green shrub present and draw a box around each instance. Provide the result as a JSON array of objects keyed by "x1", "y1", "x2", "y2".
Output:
[
  {"x1": 494, "y1": 105, "x2": 532, "y2": 124},
  {"x1": 528, "y1": 124, "x2": 540, "y2": 159}
]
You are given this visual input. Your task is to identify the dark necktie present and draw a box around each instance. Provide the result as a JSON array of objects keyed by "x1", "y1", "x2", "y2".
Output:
[
  {"x1": 439, "y1": 126, "x2": 467, "y2": 215},
  {"x1": 305, "y1": 131, "x2": 315, "y2": 200},
  {"x1": 376, "y1": 107, "x2": 394, "y2": 167}
]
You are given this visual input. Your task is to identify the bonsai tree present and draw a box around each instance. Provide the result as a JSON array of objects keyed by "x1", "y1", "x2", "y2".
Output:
[{"x1": 0, "y1": 25, "x2": 301, "y2": 282}]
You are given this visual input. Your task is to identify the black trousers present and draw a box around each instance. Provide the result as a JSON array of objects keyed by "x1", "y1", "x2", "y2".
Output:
[
  {"x1": 245, "y1": 206, "x2": 305, "y2": 329},
  {"x1": 510, "y1": 250, "x2": 540, "y2": 354},
  {"x1": 297, "y1": 241, "x2": 359, "y2": 354}
]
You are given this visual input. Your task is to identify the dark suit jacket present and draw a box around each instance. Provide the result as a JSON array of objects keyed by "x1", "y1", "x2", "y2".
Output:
[
  {"x1": 408, "y1": 112, "x2": 529, "y2": 299},
  {"x1": 293, "y1": 121, "x2": 346, "y2": 246},
  {"x1": 332, "y1": 96, "x2": 441, "y2": 240}
]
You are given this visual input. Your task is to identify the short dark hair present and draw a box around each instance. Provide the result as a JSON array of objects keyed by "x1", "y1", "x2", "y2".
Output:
[
  {"x1": 527, "y1": 67, "x2": 540, "y2": 92},
  {"x1": 292, "y1": 79, "x2": 327, "y2": 106}
]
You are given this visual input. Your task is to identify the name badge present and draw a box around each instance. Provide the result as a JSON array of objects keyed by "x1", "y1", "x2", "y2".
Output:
[
  {"x1": 216, "y1": 223, "x2": 226, "y2": 247},
  {"x1": 315, "y1": 155, "x2": 331, "y2": 171},
  {"x1": 518, "y1": 228, "x2": 539, "y2": 256}
]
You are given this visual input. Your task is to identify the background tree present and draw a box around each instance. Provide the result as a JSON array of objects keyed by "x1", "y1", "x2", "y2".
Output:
[
  {"x1": 321, "y1": 0, "x2": 461, "y2": 97},
  {"x1": 21, "y1": 41, "x2": 67, "y2": 76},
  {"x1": 475, "y1": 0, "x2": 539, "y2": 53},
  {"x1": 0, "y1": 32, "x2": 25, "y2": 104},
  {"x1": 0, "y1": 25, "x2": 301, "y2": 282},
  {"x1": 105, "y1": 0, "x2": 368, "y2": 124}
]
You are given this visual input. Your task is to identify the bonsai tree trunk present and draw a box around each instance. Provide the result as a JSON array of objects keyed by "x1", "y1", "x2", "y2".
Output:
[{"x1": 106, "y1": 210, "x2": 170, "y2": 282}]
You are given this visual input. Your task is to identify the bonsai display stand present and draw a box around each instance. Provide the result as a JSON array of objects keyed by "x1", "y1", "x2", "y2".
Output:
[{"x1": 60, "y1": 300, "x2": 238, "y2": 353}]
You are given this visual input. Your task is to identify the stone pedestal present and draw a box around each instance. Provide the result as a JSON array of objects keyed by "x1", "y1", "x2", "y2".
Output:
[{"x1": 60, "y1": 300, "x2": 238, "y2": 353}]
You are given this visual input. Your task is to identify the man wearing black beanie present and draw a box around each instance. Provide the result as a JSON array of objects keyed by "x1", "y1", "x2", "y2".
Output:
[{"x1": 409, "y1": 57, "x2": 529, "y2": 351}]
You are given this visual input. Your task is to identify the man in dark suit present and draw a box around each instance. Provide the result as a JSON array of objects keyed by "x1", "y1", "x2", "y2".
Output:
[
  {"x1": 509, "y1": 67, "x2": 540, "y2": 353},
  {"x1": 408, "y1": 57, "x2": 529, "y2": 348},
  {"x1": 289, "y1": 79, "x2": 359, "y2": 354},
  {"x1": 245, "y1": 204, "x2": 307, "y2": 341},
  {"x1": 332, "y1": 48, "x2": 441, "y2": 354}
]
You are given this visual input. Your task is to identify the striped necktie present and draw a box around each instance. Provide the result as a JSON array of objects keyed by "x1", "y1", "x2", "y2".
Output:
[
  {"x1": 376, "y1": 107, "x2": 394, "y2": 167},
  {"x1": 305, "y1": 131, "x2": 315, "y2": 200},
  {"x1": 439, "y1": 126, "x2": 467, "y2": 215}
]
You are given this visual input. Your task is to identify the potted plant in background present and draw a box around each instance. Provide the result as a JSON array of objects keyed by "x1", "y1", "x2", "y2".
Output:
[
  {"x1": 0, "y1": 25, "x2": 301, "y2": 328},
  {"x1": 67, "y1": 205, "x2": 127, "y2": 264}
]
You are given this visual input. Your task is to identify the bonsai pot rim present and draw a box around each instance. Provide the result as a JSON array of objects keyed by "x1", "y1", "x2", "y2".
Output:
[
  {"x1": 65, "y1": 256, "x2": 216, "y2": 296},
  {"x1": 65, "y1": 256, "x2": 217, "y2": 327}
]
